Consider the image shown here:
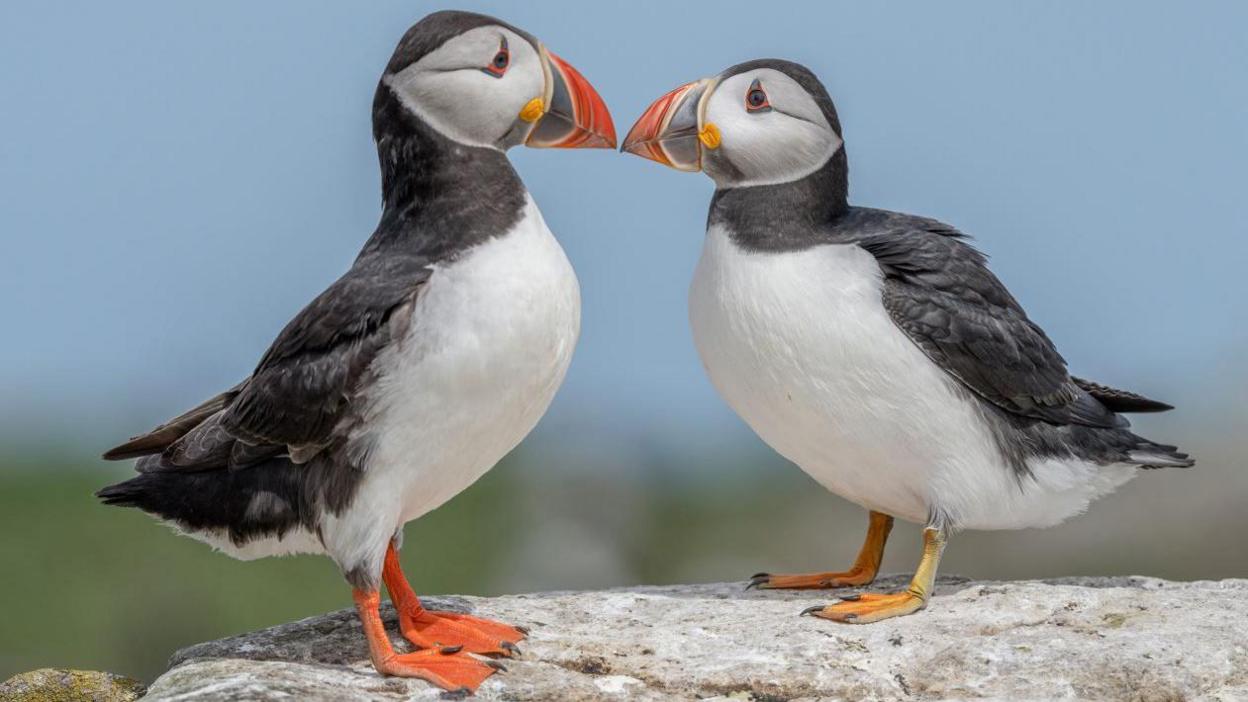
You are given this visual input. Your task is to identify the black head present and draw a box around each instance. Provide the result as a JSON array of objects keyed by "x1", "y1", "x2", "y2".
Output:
[{"x1": 383, "y1": 11, "x2": 535, "y2": 75}]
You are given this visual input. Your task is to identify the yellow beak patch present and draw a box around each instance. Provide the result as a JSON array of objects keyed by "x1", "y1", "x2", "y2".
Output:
[
  {"x1": 519, "y1": 97, "x2": 545, "y2": 123},
  {"x1": 698, "y1": 122, "x2": 721, "y2": 150}
]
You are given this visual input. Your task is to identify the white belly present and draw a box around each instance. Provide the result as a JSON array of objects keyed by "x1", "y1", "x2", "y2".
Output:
[
  {"x1": 321, "y1": 196, "x2": 579, "y2": 572},
  {"x1": 689, "y1": 225, "x2": 1134, "y2": 530}
]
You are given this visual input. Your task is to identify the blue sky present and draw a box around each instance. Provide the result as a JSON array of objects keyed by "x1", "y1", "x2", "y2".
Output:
[{"x1": 1, "y1": 1, "x2": 1245, "y2": 450}]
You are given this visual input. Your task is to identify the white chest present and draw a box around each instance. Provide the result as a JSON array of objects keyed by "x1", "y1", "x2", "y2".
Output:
[
  {"x1": 358, "y1": 197, "x2": 580, "y2": 524},
  {"x1": 688, "y1": 226, "x2": 1000, "y2": 524}
]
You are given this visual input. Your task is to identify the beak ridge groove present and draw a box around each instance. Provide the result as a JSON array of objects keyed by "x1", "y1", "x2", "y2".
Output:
[
  {"x1": 526, "y1": 51, "x2": 616, "y2": 149},
  {"x1": 620, "y1": 79, "x2": 712, "y2": 171}
]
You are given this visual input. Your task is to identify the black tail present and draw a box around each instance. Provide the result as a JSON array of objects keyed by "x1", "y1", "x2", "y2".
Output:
[
  {"x1": 1067, "y1": 377, "x2": 1192, "y2": 468},
  {"x1": 97, "y1": 458, "x2": 312, "y2": 546},
  {"x1": 1126, "y1": 439, "x2": 1195, "y2": 469}
]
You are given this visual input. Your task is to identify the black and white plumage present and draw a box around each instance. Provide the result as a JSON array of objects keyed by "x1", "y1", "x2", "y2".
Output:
[
  {"x1": 100, "y1": 10, "x2": 615, "y2": 598},
  {"x1": 624, "y1": 59, "x2": 1191, "y2": 535}
]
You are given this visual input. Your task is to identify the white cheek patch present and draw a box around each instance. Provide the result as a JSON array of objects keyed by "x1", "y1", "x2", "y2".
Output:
[
  {"x1": 705, "y1": 69, "x2": 842, "y2": 188},
  {"x1": 385, "y1": 68, "x2": 502, "y2": 148},
  {"x1": 384, "y1": 27, "x2": 544, "y2": 149},
  {"x1": 719, "y1": 111, "x2": 842, "y2": 187}
]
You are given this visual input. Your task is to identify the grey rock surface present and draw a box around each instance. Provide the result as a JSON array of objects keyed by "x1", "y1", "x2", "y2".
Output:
[{"x1": 141, "y1": 576, "x2": 1248, "y2": 701}]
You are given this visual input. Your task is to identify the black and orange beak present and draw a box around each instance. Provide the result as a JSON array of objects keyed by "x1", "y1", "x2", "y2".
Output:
[
  {"x1": 621, "y1": 78, "x2": 717, "y2": 171},
  {"x1": 524, "y1": 48, "x2": 616, "y2": 149}
]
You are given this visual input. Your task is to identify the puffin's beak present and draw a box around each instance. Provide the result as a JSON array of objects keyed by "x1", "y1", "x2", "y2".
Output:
[
  {"x1": 620, "y1": 78, "x2": 717, "y2": 171},
  {"x1": 524, "y1": 48, "x2": 616, "y2": 149}
]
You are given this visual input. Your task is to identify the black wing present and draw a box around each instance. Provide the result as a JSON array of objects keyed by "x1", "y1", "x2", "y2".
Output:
[
  {"x1": 221, "y1": 252, "x2": 429, "y2": 448},
  {"x1": 1070, "y1": 376, "x2": 1173, "y2": 414},
  {"x1": 104, "y1": 251, "x2": 430, "y2": 469},
  {"x1": 857, "y1": 219, "x2": 1122, "y2": 428}
]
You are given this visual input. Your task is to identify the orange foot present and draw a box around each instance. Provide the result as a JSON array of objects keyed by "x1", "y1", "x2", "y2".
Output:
[
  {"x1": 374, "y1": 648, "x2": 502, "y2": 694},
  {"x1": 355, "y1": 589, "x2": 501, "y2": 693},
  {"x1": 801, "y1": 591, "x2": 925, "y2": 624},
  {"x1": 383, "y1": 541, "x2": 526, "y2": 657},
  {"x1": 398, "y1": 607, "x2": 527, "y2": 657},
  {"x1": 748, "y1": 568, "x2": 876, "y2": 590}
]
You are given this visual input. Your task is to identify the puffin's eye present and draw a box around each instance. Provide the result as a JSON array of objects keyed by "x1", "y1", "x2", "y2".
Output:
[
  {"x1": 483, "y1": 38, "x2": 510, "y2": 78},
  {"x1": 745, "y1": 79, "x2": 771, "y2": 113}
]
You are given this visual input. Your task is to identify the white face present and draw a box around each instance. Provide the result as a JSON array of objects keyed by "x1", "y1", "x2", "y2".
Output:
[
  {"x1": 384, "y1": 26, "x2": 545, "y2": 149},
  {"x1": 701, "y1": 68, "x2": 842, "y2": 188}
]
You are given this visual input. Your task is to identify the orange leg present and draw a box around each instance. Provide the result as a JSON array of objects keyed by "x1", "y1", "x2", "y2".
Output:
[
  {"x1": 382, "y1": 542, "x2": 526, "y2": 657},
  {"x1": 749, "y1": 511, "x2": 894, "y2": 590},
  {"x1": 353, "y1": 589, "x2": 500, "y2": 693},
  {"x1": 802, "y1": 525, "x2": 947, "y2": 624}
]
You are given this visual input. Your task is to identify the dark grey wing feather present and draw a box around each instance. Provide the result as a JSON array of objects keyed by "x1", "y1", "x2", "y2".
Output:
[
  {"x1": 857, "y1": 221, "x2": 1121, "y2": 428},
  {"x1": 105, "y1": 252, "x2": 430, "y2": 471},
  {"x1": 102, "y1": 384, "x2": 243, "y2": 460},
  {"x1": 162, "y1": 413, "x2": 236, "y2": 468},
  {"x1": 230, "y1": 441, "x2": 285, "y2": 470},
  {"x1": 220, "y1": 252, "x2": 430, "y2": 449},
  {"x1": 1071, "y1": 376, "x2": 1174, "y2": 413}
]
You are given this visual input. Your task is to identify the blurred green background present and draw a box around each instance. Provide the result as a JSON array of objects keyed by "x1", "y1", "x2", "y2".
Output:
[
  {"x1": 3, "y1": 0, "x2": 1247, "y2": 685},
  {"x1": 3, "y1": 409, "x2": 1244, "y2": 681}
]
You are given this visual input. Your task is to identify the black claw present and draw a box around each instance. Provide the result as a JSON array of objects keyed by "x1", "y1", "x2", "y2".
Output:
[
  {"x1": 487, "y1": 660, "x2": 508, "y2": 672},
  {"x1": 501, "y1": 641, "x2": 521, "y2": 656},
  {"x1": 439, "y1": 645, "x2": 464, "y2": 655},
  {"x1": 440, "y1": 687, "x2": 471, "y2": 700},
  {"x1": 515, "y1": 625, "x2": 531, "y2": 635},
  {"x1": 800, "y1": 605, "x2": 826, "y2": 617},
  {"x1": 750, "y1": 572, "x2": 771, "y2": 579},
  {"x1": 839, "y1": 594, "x2": 862, "y2": 602}
]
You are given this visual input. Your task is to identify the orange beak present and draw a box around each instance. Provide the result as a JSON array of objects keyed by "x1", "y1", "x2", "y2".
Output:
[
  {"x1": 525, "y1": 50, "x2": 616, "y2": 149},
  {"x1": 621, "y1": 78, "x2": 715, "y2": 171}
]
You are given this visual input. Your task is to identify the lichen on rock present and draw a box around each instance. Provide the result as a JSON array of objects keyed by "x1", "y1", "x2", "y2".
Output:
[{"x1": 0, "y1": 668, "x2": 145, "y2": 702}]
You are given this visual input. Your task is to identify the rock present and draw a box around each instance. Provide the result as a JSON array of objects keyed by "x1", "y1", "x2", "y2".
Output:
[
  {"x1": 140, "y1": 576, "x2": 1248, "y2": 701},
  {"x1": 0, "y1": 669, "x2": 145, "y2": 702}
]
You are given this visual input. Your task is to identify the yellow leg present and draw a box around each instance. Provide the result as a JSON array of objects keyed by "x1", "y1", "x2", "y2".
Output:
[
  {"x1": 802, "y1": 525, "x2": 946, "y2": 623},
  {"x1": 749, "y1": 511, "x2": 894, "y2": 590}
]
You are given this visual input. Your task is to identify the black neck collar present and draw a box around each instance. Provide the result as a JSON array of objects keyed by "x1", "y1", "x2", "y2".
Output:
[
  {"x1": 361, "y1": 84, "x2": 527, "y2": 262},
  {"x1": 707, "y1": 148, "x2": 850, "y2": 252}
]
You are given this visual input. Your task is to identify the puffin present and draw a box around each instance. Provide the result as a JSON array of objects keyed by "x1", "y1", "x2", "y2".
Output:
[
  {"x1": 622, "y1": 59, "x2": 1191, "y2": 624},
  {"x1": 99, "y1": 11, "x2": 614, "y2": 692}
]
